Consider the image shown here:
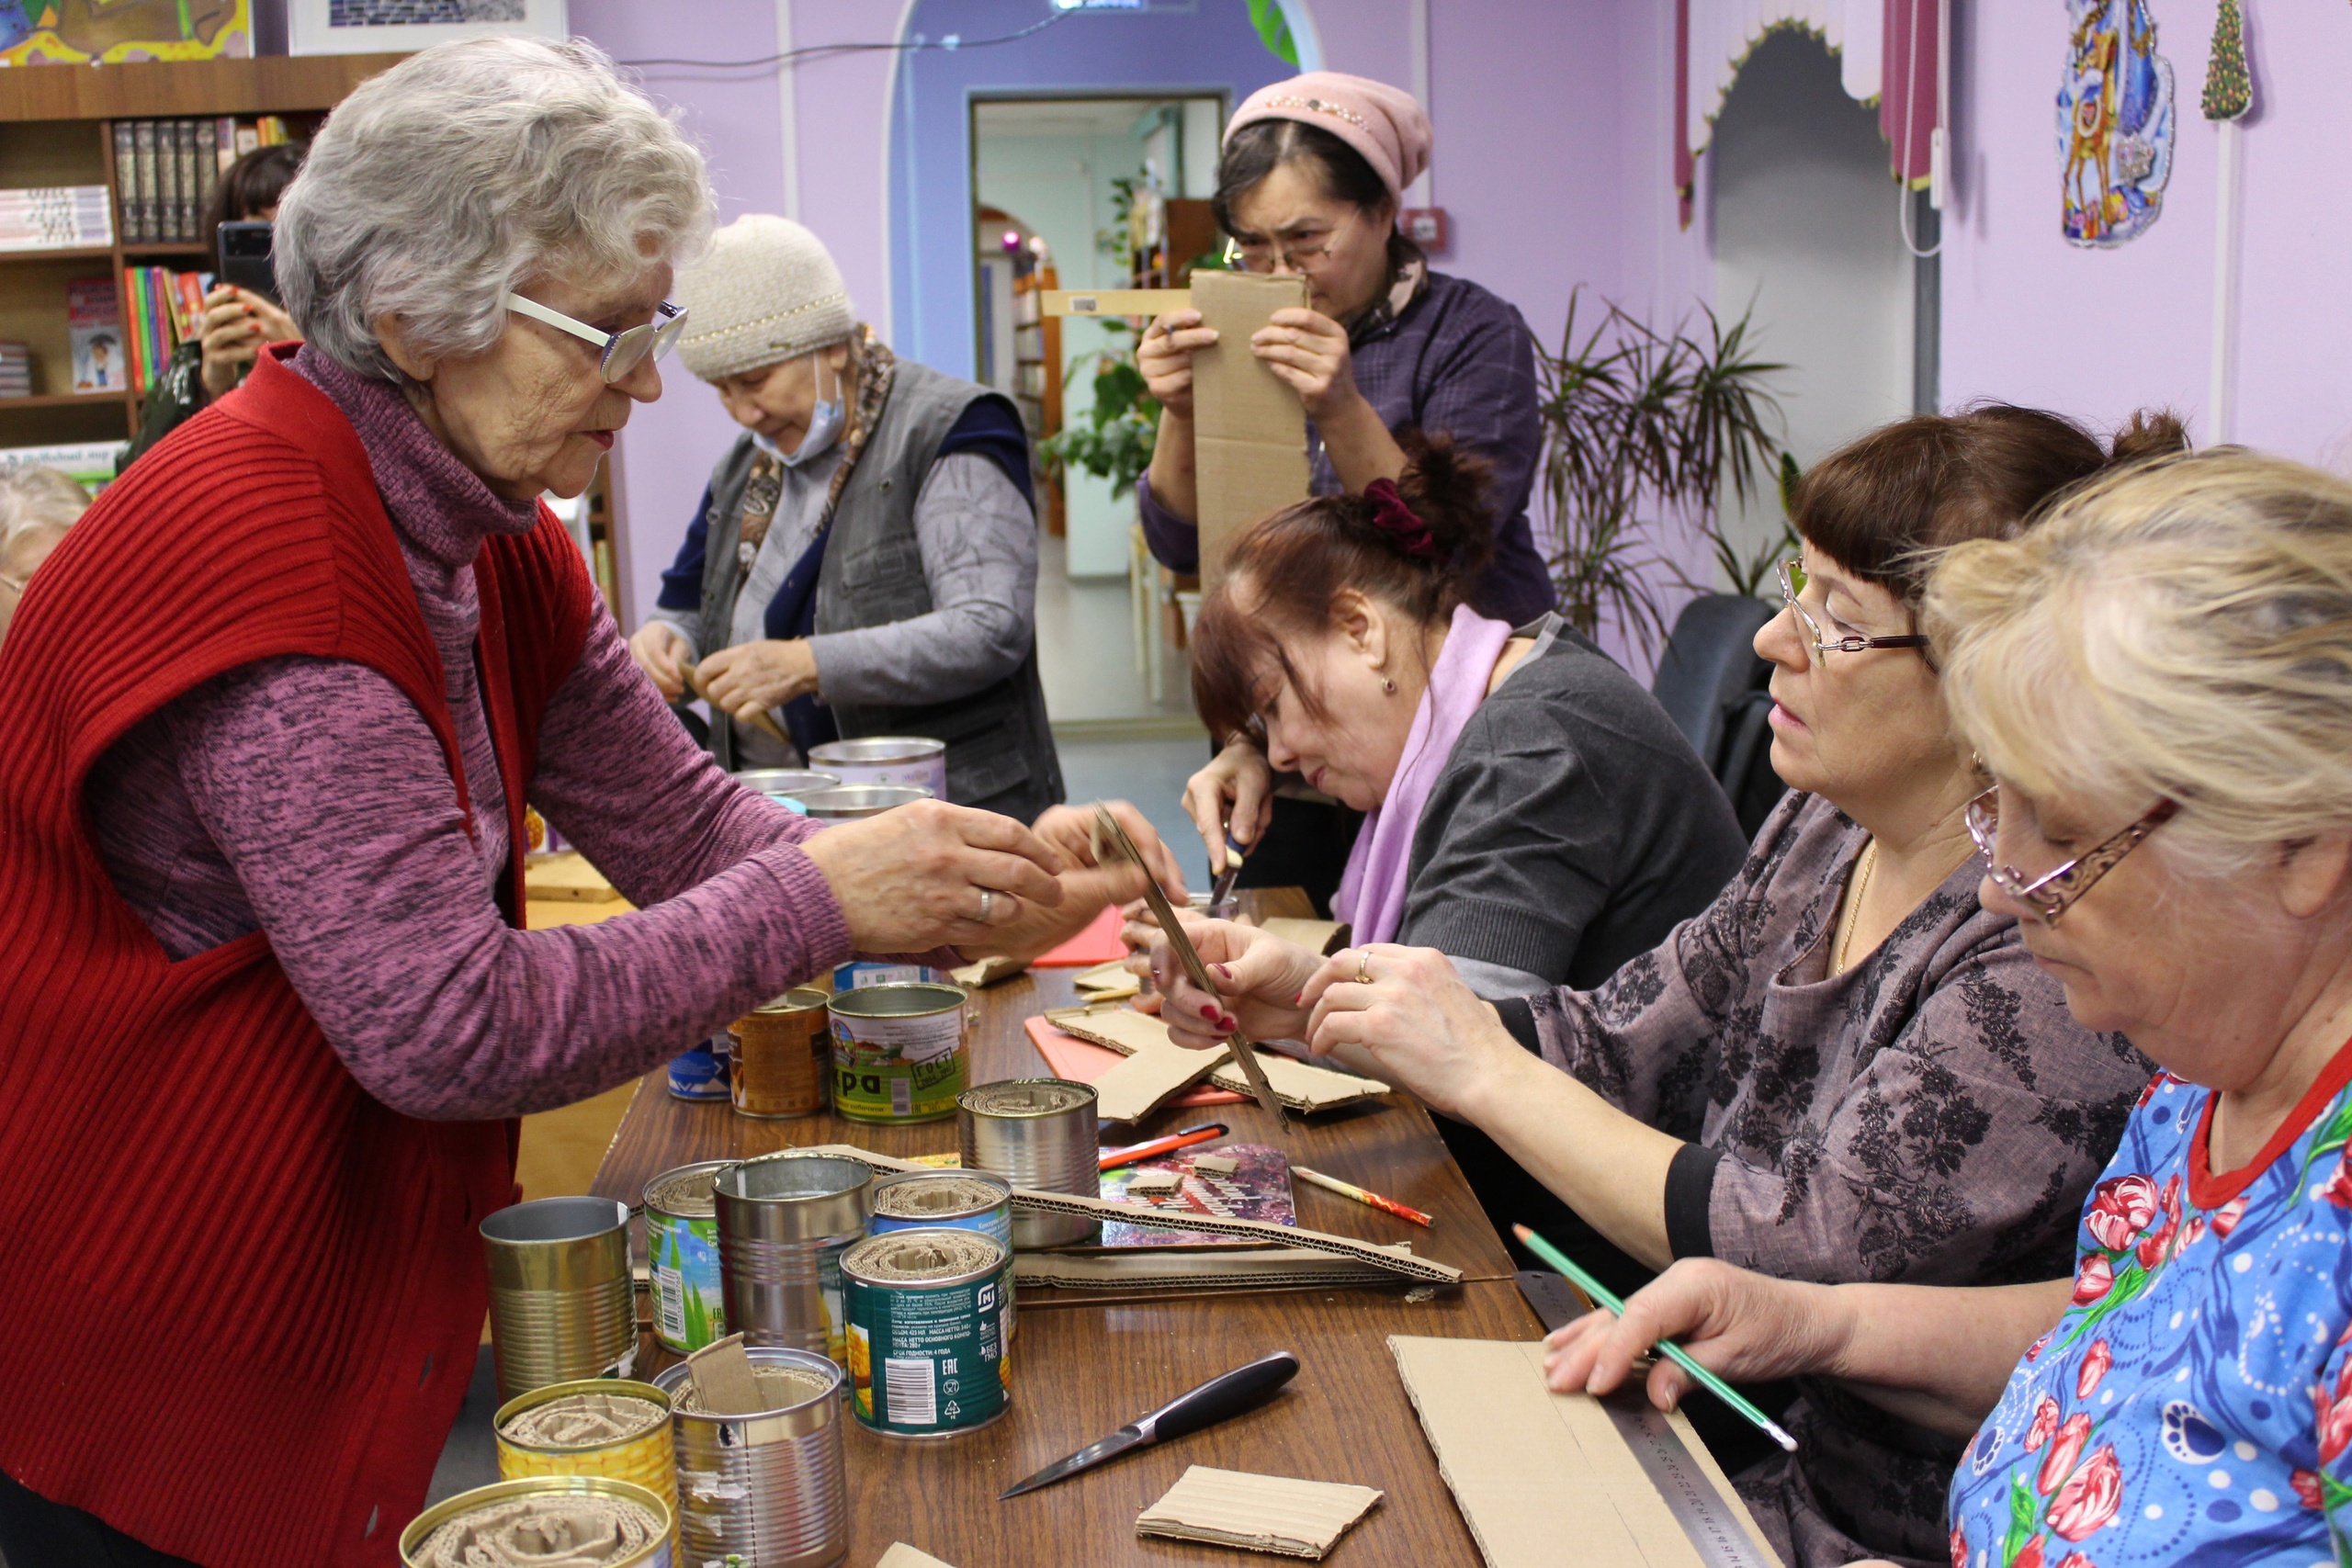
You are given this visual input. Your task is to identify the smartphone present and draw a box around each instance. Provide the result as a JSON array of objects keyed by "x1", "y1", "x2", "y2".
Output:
[{"x1": 215, "y1": 220, "x2": 277, "y2": 304}]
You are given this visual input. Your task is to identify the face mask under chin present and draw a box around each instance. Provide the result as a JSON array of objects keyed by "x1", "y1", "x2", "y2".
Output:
[{"x1": 753, "y1": 353, "x2": 846, "y2": 467}]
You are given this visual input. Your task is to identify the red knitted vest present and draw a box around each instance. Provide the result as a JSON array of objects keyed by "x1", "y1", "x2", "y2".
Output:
[{"x1": 0, "y1": 348, "x2": 594, "y2": 1564}]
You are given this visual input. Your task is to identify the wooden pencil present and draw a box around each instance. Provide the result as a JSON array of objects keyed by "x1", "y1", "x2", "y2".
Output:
[{"x1": 1290, "y1": 1165, "x2": 1433, "y2": 1227}]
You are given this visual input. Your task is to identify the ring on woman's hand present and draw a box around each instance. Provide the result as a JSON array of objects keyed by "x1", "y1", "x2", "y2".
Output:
[
  {"x1": 1355, "y1": 953, "x2": 1374, "y2": 986},
  {"x1": 978, "y1": 888, "x2": 995, "y2": 922}
]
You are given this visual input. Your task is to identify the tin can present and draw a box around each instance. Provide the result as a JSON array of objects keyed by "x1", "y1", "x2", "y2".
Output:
[
  {"x1": 871, "y1": 1168, "x2": 1017, "y2": 1341},
  {"x1": 831, "y1": 959, "x2": 948, "y2": 991},
  {"x1": 842, "y1": 1227, "x2": 1012, "y2": 1437},
  {"x1": 715, "y1": 1152, "x2": 872, "y2": 1370},
  {"x1": 729, "y1": 987, "x2": 831, "y2": 1119},
  {"x1": 664, "y1": 1039, "x2": 730, "y2": 1102},
  {"x1": 795, "y1": 784, "x2": 934, "y2": 820},
  {"x1": 808, "y1": 735, "x2": 949, "y2": 799},
  {"x1": 644, "y1": 1160, "x2": 732, "y2": 1354},
  {"x1": 828, "y1": 982, "x2": 970, "y2": 1124},
  {"x1": 733, "y1": 767, "x2": 840, "y2": 814},
  {"x1": 652, "y1": 1347, "x2": 846, "y2": 1568},
  {"x1": 493, "y1": 1378, "x2": 676, "y2": 1521},
  {"x1": 959, "y1": 1077, "x2": 1102, "y2": 1248},
  {"x1": 400, "y1": 1476, "x2": 673, "y2": 1568},
  {"x1": 479, "y1": 1197, "x2": 636, "y2": 1404}
]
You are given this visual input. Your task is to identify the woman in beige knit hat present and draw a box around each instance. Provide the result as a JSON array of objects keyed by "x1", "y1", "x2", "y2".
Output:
[{"x1": 628, "y1": 213, "x2": 1064, "y2": 822}]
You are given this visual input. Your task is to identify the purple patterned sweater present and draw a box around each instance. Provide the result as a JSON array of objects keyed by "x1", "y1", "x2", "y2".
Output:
[{"x1": 81, "y1": 349, "x2": 855, "y2": 1120}]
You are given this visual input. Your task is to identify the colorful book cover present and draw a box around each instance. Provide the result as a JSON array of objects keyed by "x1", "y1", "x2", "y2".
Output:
[
  {"x1": 0, "y1": 1, "x2": 251, "y2": 65},
  {"x1": 1097, "y1": 1144, "x2": 1295, "y2": 1248},
  {"x1": 67, "y1": 277, "x2": 119, "y2": 393},
  {"x1": 0, "y1": 442, "x2": 127, "y2": 493}
]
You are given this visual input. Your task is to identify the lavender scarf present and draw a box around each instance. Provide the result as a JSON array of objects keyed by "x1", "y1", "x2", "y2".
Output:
[{"x1": 1332, "y1": 604, "x2": 1516, "y2": 944}]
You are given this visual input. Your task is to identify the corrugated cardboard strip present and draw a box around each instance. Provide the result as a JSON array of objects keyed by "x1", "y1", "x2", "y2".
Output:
[
  {"x1": 1190, "y1": 270, "x2": 1311, "y2": 589},
  {"x1": 794, "y1": 1145, "x2": 1460, "y2": 1287},
  {"x1": 1073, "y1": 958, "x2": 1142, "y2": 1000},
  {"x1": 1045, "y1": 1005, "x2": 1389, "y2": 1115},
  {"x1": 874, "y1": 1546, "x2": 957, "y2": 1568},
  {"x1": 1015, "y1": 1243, "x2": 1419, "y2": 1292},
  {"x1": 1387, "y1": 1337, "x2": 1782, "y2": 1568},
  {"x1": 1136, "y1": 1465, "x2": 1384, "y2": 1560}
]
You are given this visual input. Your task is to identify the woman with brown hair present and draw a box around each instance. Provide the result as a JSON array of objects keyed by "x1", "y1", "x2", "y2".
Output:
[{"x1": 1156, "y1": 405, "x2": 2183, "y2": 1567}]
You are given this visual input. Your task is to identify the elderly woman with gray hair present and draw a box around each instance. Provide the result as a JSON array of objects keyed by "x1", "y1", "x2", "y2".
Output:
[{"x1": 0, "y1": 40, "x2": 1157, "y2": 1568}]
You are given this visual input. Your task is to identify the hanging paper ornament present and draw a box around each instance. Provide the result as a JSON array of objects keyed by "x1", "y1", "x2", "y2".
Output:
[
  {"x1": 2200, "y1": 0, "x2": 2252, "y2": 120},
  {"x1": 2058, "y1": 0, "x2": 2177, "y2": 247}
]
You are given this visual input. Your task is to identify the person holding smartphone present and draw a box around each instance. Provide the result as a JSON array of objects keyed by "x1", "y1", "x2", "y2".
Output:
[{"x1": 119, "y1": 142, "x2": 306, "y2": 471}]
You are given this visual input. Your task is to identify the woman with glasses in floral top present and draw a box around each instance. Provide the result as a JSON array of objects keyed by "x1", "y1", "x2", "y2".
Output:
[
  {"x1": 1156, "y1": 404, "x2": 2182, "y2": 1567},
  {"x1": 1554, "y1": 446, "x2": 2352, "y2": 1568}
]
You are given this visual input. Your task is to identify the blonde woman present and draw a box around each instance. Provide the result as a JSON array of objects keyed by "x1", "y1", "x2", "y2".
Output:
[{"x1": 1551, "y1": 449, "x2": 2352, "y2": 1567}]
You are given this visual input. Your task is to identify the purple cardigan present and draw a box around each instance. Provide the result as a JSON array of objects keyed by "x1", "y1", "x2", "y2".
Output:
[
  {"x1": 1139, "y1": 267, "x2": 1555, "y2": 626},
  {"x1": 81, "y1": 350, "x2": 859, "y2": 1121}
]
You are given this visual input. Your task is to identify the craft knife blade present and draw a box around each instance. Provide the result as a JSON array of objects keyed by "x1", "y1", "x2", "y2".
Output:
[
  {"x1": 1514, "y1": 1272, "x2": 1781, "y2": 1568},
  {"x1": 999, "y1": 1350, "x2": 1300, "y2": 1500}
]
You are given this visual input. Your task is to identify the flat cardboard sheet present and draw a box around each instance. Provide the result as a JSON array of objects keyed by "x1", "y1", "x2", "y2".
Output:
[
  {"x1": 1026, "y1": 1012, "x2": 1232, "y2": 1122},
  {"x1": 1190, "y1": 270, "x2": 1311, "y2": 588},
  {"x1": 1136, "y1": 1465, "x2": 1384, "y2": 1560},
  {"x1": 946, "y1": 953, "x2": 1024, "y2": 989},
  {"x1": 796, "y1": 1145, "x2": 1461, "y2": 1286},
  {"x1": 1024, "y1": 1015, "x2": 1245, "y2": 1113},
  {"x1": 1045, "y1": 1006, "x2": 1390, "y2": 1114},
  {"x1": 875, "y1": 1546, "x2": 957, "y2": 1568},
  {"x1": 1072, "y1": 958, "x2": 1142, "y2": 1000},
  {"x1": 1259, "y1": 917, "x2": 1349, "y2": 956},
  {"x1": 1387, "y1": 1337, "x2": 1781, "y2": 1568}
]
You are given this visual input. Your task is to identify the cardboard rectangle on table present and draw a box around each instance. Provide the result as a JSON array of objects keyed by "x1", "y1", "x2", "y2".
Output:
[
  {"x1": 1261, "y1": 916, "x2": 1349, "y2": 956},
  {"x1": 1045, "y1": 1005, "x2": 1389, "y2": 1115},
  {"x1": 1023, "y1": 1014, "x2": 1243, "y2": 1119},
  {"x1": 1191, "y1": 270, "x2": 1311, "y2": 589},
  {"x1": 875, "y1": 1546, "x2": 958, "y2": 1568},
  {"x1": 1136, "y1": 1464, "x2": 1385, "y2": 1559},
  {"x1": 1387, "y1": 1337, "x2": 1782, "y2": 1568}
]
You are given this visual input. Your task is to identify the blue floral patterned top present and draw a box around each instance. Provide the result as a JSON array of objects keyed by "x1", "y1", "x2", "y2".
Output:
[{"x1": 1949, "y1": 1055, "x2": 2352, "y2": 1568}]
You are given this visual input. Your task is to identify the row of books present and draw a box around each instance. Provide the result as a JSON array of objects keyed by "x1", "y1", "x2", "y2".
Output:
[
  {"x1": 0, "y1": 343, "x2": 29, "y2": 399},
  {"x1": 119, "y1": 267, "x2": 214, "y2": 395},
  {"x1": 0, "y1": 186, "x2": 112, "y2": 254},
  {"x1": 111, "y1": 116, "x2": 294, "y2": 247}
]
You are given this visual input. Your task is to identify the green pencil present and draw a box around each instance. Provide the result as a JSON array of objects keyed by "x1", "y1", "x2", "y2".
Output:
[{"x1": 1514, "y1": 1223, "x2": 1798, "y2": 1454}]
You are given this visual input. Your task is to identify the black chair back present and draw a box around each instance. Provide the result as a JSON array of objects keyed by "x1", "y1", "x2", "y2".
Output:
[{"x1": 1651, "y1": 593, "x2": 1788, "y2": 838}]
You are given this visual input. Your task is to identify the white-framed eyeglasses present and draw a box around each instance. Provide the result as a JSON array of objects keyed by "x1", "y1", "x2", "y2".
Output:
[{"x1": 503, "y1": 292, "x2": 688, "y2": 384}]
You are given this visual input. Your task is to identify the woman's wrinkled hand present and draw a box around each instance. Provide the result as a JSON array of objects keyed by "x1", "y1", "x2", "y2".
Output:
[
  {"x1": 697, "y1": 638, "x2": 820, "y2": 726},
  {"x1": 1182, "y1": 739, "x2": 1274, "y2": 873},
  {"x1": 1541, "y1": 1258, "x2": 1853, "y2": 1419},
  {"x1": 1151, "y1": 920, "x2": 1323, "y2": 1050},
  {"x1": 1032, "y1": 800, "x2": 1189, "y2": 899},
  {"x1": 801, "y1": 798, "x2": 1068, "y2": 953},
  {"x1": 1136, "y1": 308, "x2": 1218, "y2": 420},
  {"x1": 956, "y1": 857, "x2": 1153, "y2": 967},
  {"x1": 1295, "y1": 943, "x2": 1520, "y2": 1115},
  {"x1": 198, "y1": 286, "x2": 297, "y2": 400},
  {"x1": 627, "y1": 620, "x2": 691, "y2": 701},
  {"x1": 1250, "y1": 307, "x2": 1363, "y2": 423}
]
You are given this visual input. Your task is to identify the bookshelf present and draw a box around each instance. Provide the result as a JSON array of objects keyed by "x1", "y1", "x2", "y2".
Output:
[{"x1": 0, "y1": 53, "x2": 405, "y2": 447}]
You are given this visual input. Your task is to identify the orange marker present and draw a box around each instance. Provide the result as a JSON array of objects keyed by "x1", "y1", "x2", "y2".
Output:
[
  {"x1": 1099, "y1": 1122, "x2": 1227, "y2": 1171},
  {"x1": 1289, "y1": 1165, "x2": 1432, "y2": 1227}
]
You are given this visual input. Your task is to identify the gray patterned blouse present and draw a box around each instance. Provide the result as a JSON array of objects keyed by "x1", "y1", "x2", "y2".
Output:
[{"x1": 1497, "y1": 791, "x2": 2154, "y2": 1567}]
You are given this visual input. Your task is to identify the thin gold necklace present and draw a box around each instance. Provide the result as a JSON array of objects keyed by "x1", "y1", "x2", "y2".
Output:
[{"x1": 1837, "y1": 840, "x2": 1880, "y2": 975}]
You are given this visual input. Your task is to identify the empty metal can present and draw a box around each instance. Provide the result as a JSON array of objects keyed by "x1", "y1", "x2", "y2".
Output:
[
  {"x1": 958, "y1": 1078, "x2": 1102, "y2": 1248},
  {"x1": 714, "y1": 1152, "x2": 873, "y2": 1371},
  {"x1": 732, "y1": 767, "x2": 840, "y2": 814},
  {"x1": 399, "y1": 1475, "x2": 673, "y2": 1568},
  {"x1": 808, "y1": 735, "x2": 948, "y2": 798},
  {"x1": 479, "y1": 1197, "x2": 637, "y2": 1404},
  {"x1": 652, "y1": 1347, "x2": 846, "y2": 1568},
  {"x1": 644, "y1": 1160, "x2": 731, "y2": 1355},
  {"x1": 795, "y1": 784, "x2": 934, "y2": 820},
  {"x1": 729, "y1": 987, "x2": 831, "y2": 1119},
  {"x1": 842, "y1": 1228, "x2": 1012, "y2": 1438},
  {"x1": 828, "y1": 982, "x2": 970, "y2": 1124},
  {"x1": 492, "y1": 1378, "x2": 676, "y2": 1521}
]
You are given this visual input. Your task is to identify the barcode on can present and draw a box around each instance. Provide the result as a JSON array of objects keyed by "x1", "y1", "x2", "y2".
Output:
[
  {"x1": 654, "y1": 1267, "x2": 684, "y2": 1340},
  {"x1": 891, "y1": 1074, "x2": 912, "y2": 1117},
  {"x1": 885, "y1": 1356, "x2": 937, "y2": 1425}
]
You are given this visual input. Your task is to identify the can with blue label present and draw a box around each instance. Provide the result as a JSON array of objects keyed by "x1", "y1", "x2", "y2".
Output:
[
  {"x1": 665, "y1": 1036, "x2": 731, "y2": 1102},
  {"x1": 831, "y1": 960, "x2": 947, "y2": 992},
  {"x1": 868, "y1": 1170, "x2": 1015, "y2": 1341},
  {"x1": 645, "y1": 1160, "x2": 732, "y2": 1353},
  {"x1": 842, "y1": 1227, "x2": 1011, "y2": 1438}
]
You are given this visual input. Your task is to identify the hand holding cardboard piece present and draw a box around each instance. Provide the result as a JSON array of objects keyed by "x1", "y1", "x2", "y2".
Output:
[{"x1": 1190, "y1": 270, "x2": 1312, "y2": 590}]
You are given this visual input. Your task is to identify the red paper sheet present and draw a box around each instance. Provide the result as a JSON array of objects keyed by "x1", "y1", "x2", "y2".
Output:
[
  {"x1": 1030, "y1": 905, "x2": 1126, "y2": 967},
  {"x1": 1023, "y1": 1015, "x2": 1245, "y2": 1108}
]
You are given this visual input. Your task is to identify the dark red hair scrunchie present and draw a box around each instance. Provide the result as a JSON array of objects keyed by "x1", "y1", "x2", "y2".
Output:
[{"x1": 1363, "y1": 479, "x2": 1437, "y2": 558}]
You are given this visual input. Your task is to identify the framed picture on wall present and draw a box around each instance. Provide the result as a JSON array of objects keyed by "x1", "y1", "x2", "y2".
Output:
[{"x1": 288, "y1": 0, "x2": 568, "y2": 57}]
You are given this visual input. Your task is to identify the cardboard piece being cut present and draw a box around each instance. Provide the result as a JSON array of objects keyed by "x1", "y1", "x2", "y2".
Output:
[
  {"x1": 948, "y1": 953, "x2": 1025, "y2": 989},
  {"x1": 1045, "y1": 1006, "x2": 1390, "y2": 1115},
  {"x1": 1072, "y1": 958, "x2": 1142, "y2": 1001},
  {"x1": 1190, "y1": 270, "x2": 1311, "y2": 589},
  {"x1": 795, "y1": 1145, "x2": 1461, "y2": 1287},
  {"x1": 1387, "y1": 1337, "x2": 1782, "y2": 1568},
  {"x1": 875, "y1": 1547, "x2": 958, "y2": 1568},
  {"x1": 1024, "y1": 1015, "x2": 1245, "y2": 1113},
  {"x1": 1136, "y1": 1465, "x2": 1384, "y2": 1560},
  {"x1": 1043, "y1": 1005, "x2": 1229, "y2": 1122}
]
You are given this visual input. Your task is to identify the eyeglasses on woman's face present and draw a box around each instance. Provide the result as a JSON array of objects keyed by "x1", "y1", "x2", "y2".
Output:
[
  {"x1": 1222, "y1": 208, "x2": 1358, "y2": 276},
  {"x1": 1776, "y1": 559, "x2": 1930, "y2": 664},
  {"x1": 504, "y1": 292, "x2": 687, "y2": 384},
  {"x1": 1965, "y1": 785, "x2": 2179, "y2": 926}
]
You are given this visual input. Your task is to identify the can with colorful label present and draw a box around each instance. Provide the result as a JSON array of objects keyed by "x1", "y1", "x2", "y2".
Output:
[
  {"x1": 665, "y1": 1038, "x2": 731, "y2": 1102},
  {"x1": 729, "y1": 987, "x2": 831, "y2": 1119},
  {"x1": 827, "y1": 983, "x2": 969, "y2": 1124},
  {"x1": 868, "y1": 1170, "x2": 1016, "y2": 1341},
  {"x1": 644, "y1": 1159, "x2": 732, "y2": 1354},
  {"x1": 842, "y1": 1227, "x2": 1011, "y2": 1437},
  {"x1": 831, "y1": 960, "x2": 947, "y2": 991}
]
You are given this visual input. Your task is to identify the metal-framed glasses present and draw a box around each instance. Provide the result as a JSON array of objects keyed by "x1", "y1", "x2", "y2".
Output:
[
  {"x1": 1964, "y1": 787, "x2": 2178, "y2": 925},
  {"x1": 503, "y1": 292, "x2": 687, "y2": 384},
  {"x1": 1776, "y1": 560, "x2": 1929, "y2": 661},
  {"x1": 1222, "y1": 209, "x2": 1357, "y2": 275}
]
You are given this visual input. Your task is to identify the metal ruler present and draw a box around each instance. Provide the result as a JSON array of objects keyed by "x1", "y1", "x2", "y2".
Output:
[{"x1": 1515, "y1": 1272, "x2": 1781, "y2": 1568}]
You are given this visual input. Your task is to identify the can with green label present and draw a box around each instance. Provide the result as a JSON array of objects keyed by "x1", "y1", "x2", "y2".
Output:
[
  {"x1": 842, "y1": 1227, "x2": 1011, "y2": 1437},
  {"x1": 644, "y1": 1159, "x2": 732, "y2": 1354},
  {"x1": 827, "y1": 982, "x2": 969, "y2": 1124}
]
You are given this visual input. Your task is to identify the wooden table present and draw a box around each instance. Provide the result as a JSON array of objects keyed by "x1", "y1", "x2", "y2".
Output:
[{"x1": 591, "y1": 894, "x2": 1541, "y2": 1566}]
